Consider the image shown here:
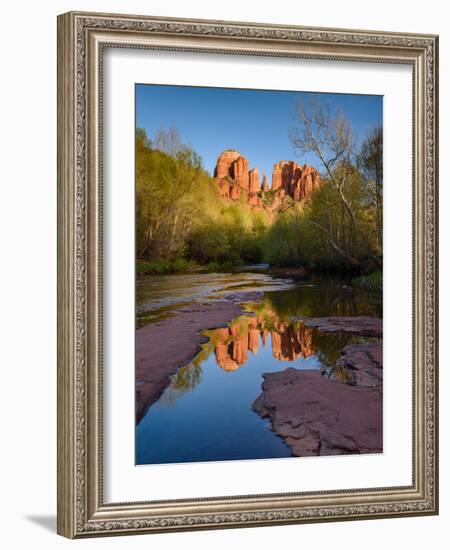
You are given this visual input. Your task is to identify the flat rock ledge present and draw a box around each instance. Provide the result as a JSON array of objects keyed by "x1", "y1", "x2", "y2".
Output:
[
  {"x1": 296, "y1": 316, "x2": 382, "y2": 338},
  {"x1": 338, "y1": 343, "x2": 383, "y2": 391},
  {"x1": 252, "y1": 342, "x2": 382, "y2": 456},
  {"x1": 136, "y1": 291, "x2": 263, "y2": 423}
]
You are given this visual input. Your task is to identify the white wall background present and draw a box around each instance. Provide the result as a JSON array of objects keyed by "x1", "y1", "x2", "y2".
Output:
[{"x1": 0, "y1": 0, "x2": 447, "y2": 547}]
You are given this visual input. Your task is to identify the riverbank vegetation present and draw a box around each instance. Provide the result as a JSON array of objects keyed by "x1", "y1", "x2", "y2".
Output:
[
  {"x1": 136, "y1": 99, "x2": 383, "y2": 278},
  {"x1": 351, "y1": 271, "x2": 383, "y2": 294},
  {"x1": 136, "y1": 127, "x2": 269, "y2": 272}
]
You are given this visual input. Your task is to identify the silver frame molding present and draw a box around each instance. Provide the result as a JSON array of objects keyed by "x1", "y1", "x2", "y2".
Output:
[{"x1": 57, "y1": 11, "x2": 439, "y2": 538}]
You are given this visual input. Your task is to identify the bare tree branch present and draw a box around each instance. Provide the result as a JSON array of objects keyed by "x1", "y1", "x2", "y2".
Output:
[
  {"x1": 307, "y1": 219, "x2": 358, "y2": 267},
  {"x1": 290, "y1": 95, "x2": 358, "y2": 259}
]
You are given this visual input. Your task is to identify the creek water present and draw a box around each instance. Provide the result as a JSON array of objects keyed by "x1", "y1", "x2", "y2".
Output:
[{"x1": 136, "y1": 270, "x2": 381, "y2": 465}]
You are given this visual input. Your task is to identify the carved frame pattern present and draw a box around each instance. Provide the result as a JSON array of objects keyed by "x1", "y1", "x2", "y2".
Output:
[{"x1": 57, "y1": 11, "x2": 438, "y2": 538}]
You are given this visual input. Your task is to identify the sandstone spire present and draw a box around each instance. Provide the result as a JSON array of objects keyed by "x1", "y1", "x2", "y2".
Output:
[
  {"x1": 249, "y1": 168, "x2": 260, "y2": 193},
  {"x1": 271, "y1": 160, "x2": 321, "y2": 201},
  {"x1": 214, "y1": 149, "x2": 321, "y2": 209}
]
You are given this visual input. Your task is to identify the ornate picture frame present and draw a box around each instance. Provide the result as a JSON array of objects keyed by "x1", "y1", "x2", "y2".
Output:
[{"x1": 57, "y1": 11, "x2": 438, "y2": 538}]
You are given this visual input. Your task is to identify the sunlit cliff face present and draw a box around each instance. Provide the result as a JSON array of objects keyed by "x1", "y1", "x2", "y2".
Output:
[{"x1": 214, "y1": 149, "x2": 321, "y2": 210}]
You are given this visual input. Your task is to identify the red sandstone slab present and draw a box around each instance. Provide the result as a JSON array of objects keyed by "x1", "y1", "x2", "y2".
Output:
[
  {"x1": 300, "y1": 316, "x2": 382, "y2": 337},
  {"x1": 252, "y1": 342, "x2": 383, "y2": 456},
  {"x1": 136, "y1": 299, "x2": 250, "y2": 423}
]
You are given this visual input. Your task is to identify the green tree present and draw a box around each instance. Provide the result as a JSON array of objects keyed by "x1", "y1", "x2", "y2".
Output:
[
  {"x1": 136, "y1": 128, "x2": 216, "y2": 260},
  {"x1": 136, "y1": 127, "x2": 152, "y2": 149},
  {"x1": 154, "y1": 126, "x2": 183, "y2": 156},
  {"x1": 305, "y1": 165, "x2": 378, "y2": 268},
  {"x1": 290, "y1": 96, "x2": 360, "y2": 267},
  {"x1": 265, "y1": 165, "x2": 379, "y2": 271},
  {"x1": 358, "y1": 126, "x2": 383, "y2": 251}
]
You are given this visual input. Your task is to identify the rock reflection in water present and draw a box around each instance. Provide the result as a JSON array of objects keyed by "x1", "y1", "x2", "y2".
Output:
[
  {"x1": 137, "y1": 283, "x2": 382, "y2": 464},
  {"x1": 212, "y1": 315, "x2": 315, "y2": 372},
  {"x1": 161, "y1": 300, "x2": 366, "y2": 408}
]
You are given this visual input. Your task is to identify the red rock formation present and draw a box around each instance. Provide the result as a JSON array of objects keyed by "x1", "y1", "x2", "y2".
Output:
[
  {"x1": 271, "y1": 163, "x2": 282, "y2": 191},
  {"x1": 271, "y1": 160, "x2": 321, "y2": 202},
  {"x1": 215, "y1": 150, "x2": 254, "y2": 204},
  {"x1": 214, "y1": 149, "x2": 241, "y2": 180},
  {"x1": 233, "y1": 155, "x2": 249, "y2": 191},
  {"x1": 214, "y1": 150, "x2": 321, "y2": 210},
  {"x1": 249, "y1": 168, "x2": 260, "y2": 193}
]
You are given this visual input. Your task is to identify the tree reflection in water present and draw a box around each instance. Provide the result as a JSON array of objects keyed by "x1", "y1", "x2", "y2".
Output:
[
  {"x1": 158, "y1": 341, "x2": 212, "y2": 407},
  {"x1": 160, "y1": 294, "x2": 378, "y2": 407}
]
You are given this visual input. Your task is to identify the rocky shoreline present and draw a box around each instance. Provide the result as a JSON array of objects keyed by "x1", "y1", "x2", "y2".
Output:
[
  {"x1": 252, "y1": 340, "x2": 382, "y2": 456},
  {"x1": 137, "y1": 291, "x2": 383, "y2": 458},
  {"x1": 136, "y1": 291, "x2": 262, "y2": 423},
  {"x1": 296, "y1": 315, "x2": 382, "y2": 337}
]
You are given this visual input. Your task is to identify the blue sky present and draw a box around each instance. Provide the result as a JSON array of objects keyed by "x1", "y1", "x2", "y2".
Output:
[{"x1": 136, "y1": 84, "x2": 382, "y2": 180}]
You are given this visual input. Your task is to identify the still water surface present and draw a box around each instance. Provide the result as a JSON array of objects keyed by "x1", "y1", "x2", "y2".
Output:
[{"x1": 136, "y1": 271, "x2": 381, "y2": 465}]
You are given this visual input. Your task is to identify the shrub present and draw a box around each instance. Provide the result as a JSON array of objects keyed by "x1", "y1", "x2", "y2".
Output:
[
  {"x1": 136, "y1": 258, "x2": 196, "y2": 275},
  {"x1": 352, "y1": 271, "x2": 382, "y2": 294}
]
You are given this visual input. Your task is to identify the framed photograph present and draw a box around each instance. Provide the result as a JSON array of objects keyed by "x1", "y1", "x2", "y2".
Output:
[{"x1": 57, "y1": 11, "x2": 439, "y2": 538}]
